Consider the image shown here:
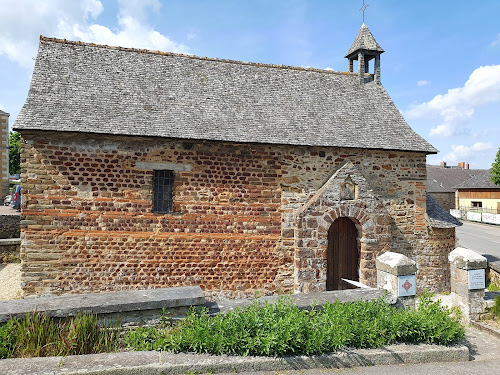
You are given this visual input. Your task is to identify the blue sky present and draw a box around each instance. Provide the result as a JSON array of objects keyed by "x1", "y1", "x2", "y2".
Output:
[{"x1": 1, "y1": 0, "x2": 499, "y2": 168}]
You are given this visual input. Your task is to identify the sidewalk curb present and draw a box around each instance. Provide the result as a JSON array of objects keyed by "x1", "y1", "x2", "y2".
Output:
[
  {"x1": 0, "y1": 344, "x2": 470, "y2": 375},
  {"x1": 471, "y1": 321, "x2": 500, "y2": 340}
]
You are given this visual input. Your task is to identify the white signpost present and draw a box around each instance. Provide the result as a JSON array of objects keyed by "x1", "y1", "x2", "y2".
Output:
[
  {"x1": 398, "y1": 275, "x2": 416, "y2": 297},
  {"x1": 468, "y1": 269, "x2": 485, "y2": 290}
]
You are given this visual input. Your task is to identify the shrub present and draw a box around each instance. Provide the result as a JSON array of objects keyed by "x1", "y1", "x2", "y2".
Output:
[
  {"x1": 124, "y1": 294, "x2": 465, "y2": 357},
  {"x1": 493, "y1": 295, "x2": 500, "y2": 319}
]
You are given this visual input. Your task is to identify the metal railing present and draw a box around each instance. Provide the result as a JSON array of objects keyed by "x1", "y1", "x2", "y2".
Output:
[{"x1": 458, "y1": 206, "x2": 500, "y2": 215}]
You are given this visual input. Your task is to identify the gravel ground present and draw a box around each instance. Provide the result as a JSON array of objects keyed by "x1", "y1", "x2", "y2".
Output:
[{"x1": 0, "y1": 263, "x2": 22, "y2": 300}]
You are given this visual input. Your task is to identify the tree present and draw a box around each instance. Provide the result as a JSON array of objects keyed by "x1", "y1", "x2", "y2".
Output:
[
  {"x1": 8, "y1": 131, "x2": 21, "y2": 176},
  {"x1": 491, "y1": 147, "x2": 500, "y2": 185}
]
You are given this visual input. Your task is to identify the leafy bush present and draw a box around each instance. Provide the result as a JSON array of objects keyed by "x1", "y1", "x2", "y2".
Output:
[
  {"x1": 124, "y1": 293, "x2": 465, "y2": 357},
  {"x1": 0, "y1": 311, "x2": 120, "y2": 359},
  {"x1": 487, "y1": 282, "x2": 500, "y2": 292},
  {"x1": 0, "y1": 319, "x2": 17, "y2": 359}
]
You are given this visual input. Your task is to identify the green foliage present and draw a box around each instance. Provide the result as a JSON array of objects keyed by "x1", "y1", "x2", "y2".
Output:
[
  {"x1": 493, "y1": 295, "x2": 500, "y2": 319},
  {"x1": 486, "y1": 282, "x2": 500, "y2": 292},
  {"x1": 0, "y1": 319, "x2": 17, "y2": 359},
  {"x1": 124, "y1": 294, "x2": 465, "y2": 357},
  {"x1": 0, "y1": 311, "x2": 120, "y2": 359},
  {"x1": 491, "y1": 147, "x2": 500, "y2": 185},
  {"x1": 8, "y1": 131, "x2": 21, "y2": 176}
]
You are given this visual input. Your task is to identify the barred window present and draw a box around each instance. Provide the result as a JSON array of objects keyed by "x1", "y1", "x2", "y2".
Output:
[{"x1": 153, "y1": 170, "x2": 174, "y2": 213}]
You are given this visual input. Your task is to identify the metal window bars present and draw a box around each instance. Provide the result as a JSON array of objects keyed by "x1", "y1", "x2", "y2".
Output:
[{"x1": 153, "y1": 170, "x2": 174, "y2": 213}]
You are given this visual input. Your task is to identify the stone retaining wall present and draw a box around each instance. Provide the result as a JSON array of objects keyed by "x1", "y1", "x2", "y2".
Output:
[
  {"x1": 0, "y1": 214, "x2": 20, "y2": 239},
  {"x1": 0, "y1": 238, "x2": 21, "y2": 263}
]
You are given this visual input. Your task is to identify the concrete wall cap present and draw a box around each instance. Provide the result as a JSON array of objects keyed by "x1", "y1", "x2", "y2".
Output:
[
  {"x1": 448, "y1": 247, "x2": 487, "y2": 270},
  {"x1": 376, "y1": 252, "x2": 417, "y2": 276},
  {"x1": 0, "y1": 238, "x2": 21, "y2": 245}
]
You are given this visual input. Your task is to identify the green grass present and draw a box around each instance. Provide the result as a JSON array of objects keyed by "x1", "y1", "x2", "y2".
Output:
[
  {"x1": 124, "y1": 292, "x2": 465, "y2": 357},
  {"x1": 0, "y1": 311, "x2": 120, "y2": 359}
]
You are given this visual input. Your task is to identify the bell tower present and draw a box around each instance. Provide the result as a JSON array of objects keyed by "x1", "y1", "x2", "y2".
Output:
[{"x1": 345, "y1": 23, "x2": 384, "y2": 84}]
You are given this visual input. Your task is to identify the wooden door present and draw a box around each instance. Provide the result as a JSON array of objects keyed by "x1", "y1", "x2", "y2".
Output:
[{"x1": 327, "y1": 217, "x2": 359, "y2": 290}]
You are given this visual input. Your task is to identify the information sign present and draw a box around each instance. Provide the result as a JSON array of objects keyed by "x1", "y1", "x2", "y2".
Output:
[
  {"x1": 468, "y1": 269, "x2": 485, "y2": 290},
  {"x1": 398, "y1": 275, "x2": 416, "y2": 297}
]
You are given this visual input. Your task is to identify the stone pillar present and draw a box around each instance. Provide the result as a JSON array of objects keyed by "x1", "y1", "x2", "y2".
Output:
[
  {"x1": 358, "y1": 52, "x2": 365, "y2": 85},
  {"x1": 376, "y1": 252, "x2": 417, "y2": 309},
  {"x1": 0, "y1": 111, "x2": 9, "y2": 199},
  {"x1": 449, "y1": 247, "x2": 487, "y2": 323},
  {"x1": 374, "y1": 55, "x2": 381, "y2": 84},
  {"x1": 348, "y1": 58, "x2": 353, "y2": 73}
]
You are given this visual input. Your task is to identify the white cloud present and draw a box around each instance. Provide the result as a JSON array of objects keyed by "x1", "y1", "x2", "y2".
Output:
[
  {"x1": 491, "y1": 33, "x2": 500, "y2": 47},
  {"x1": 439, "y1": 142, "x2": 493, "y2": 165},
  {"x1": 417, "y1": 80, "x2": 431, "y2": 87},
  {"x1": 405, "y1": 65, "x2": 500, "y2": 137},
  {"x1": 0, "y1": 0, "x2": 188, "y2": 69}
]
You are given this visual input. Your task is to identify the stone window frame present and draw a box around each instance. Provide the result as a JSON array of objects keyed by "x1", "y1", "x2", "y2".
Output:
[{"x1": 135, "y1": 161, "x2": 191, "y2": 215}]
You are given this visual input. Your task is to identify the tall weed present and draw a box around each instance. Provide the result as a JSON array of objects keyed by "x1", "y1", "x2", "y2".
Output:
[{"x1": 0, "y1": 311, "x2": 121, "y2": 359}]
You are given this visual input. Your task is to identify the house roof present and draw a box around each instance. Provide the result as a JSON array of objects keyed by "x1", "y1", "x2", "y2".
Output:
[
  {"x1": 426, "y1": 166, "x2": 486, "y2": 193},
  {"x1": 426, "y1": 193, "x2": 462, "y2": 228},
  {"x1": 345, "y1": 23, "x2": 384, "y2": 58},
  {"x1": 0, "y1": 110, "x2": 9, "y2": 116},
  {"x1": 14, "y1": 36, "x2": 436, "y2": 154},
  {"x1": 454, "y1": 169, "x2": 499, "y2": 189}
]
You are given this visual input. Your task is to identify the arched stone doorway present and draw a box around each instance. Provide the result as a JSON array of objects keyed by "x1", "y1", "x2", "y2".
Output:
[{"x1": 327, "y1": 217, "x2": 359, "y2": 290}]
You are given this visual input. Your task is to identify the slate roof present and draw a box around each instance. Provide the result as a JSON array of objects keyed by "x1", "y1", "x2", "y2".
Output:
[
  {"x1": 426, "y1": 193, "x2": 462, "y2": 228},
  {"x1": 14, "y1": 37, "x2": 436, "y2": 154},
  {"x1": 345, "y1": 23, "x2": 384, "y2": 58},
  {"x1": 0, "y1": 110, "x2": 9, "y2": 116},
  {"x1": 454, "y1": 169, "x2": 499, "y2": 189},
  {"x1": 426, "y1": 166, "x2": 485, "y2": 193}
]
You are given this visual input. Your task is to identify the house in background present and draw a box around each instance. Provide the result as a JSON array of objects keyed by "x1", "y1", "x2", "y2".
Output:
[
  {"x1": 14, "y1": 24, "x2": 460, "y2": 297},
  {"x1": 427, "y1": 162, "x2": 484, "y2": 211},
  {"x1": 454, "y1": 170, "x2": 500, "y2": 214},
  {"x1": 1, "y1": 110, "x2": 10, "y2": 199}
]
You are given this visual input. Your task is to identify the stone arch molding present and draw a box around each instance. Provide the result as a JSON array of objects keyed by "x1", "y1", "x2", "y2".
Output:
[{"x1": 294, "y1": 161, "x2": 392, "y2": 293}]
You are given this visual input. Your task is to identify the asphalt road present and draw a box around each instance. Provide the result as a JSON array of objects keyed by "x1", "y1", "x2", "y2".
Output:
[{"x1": 456, "y1": 221, "x2": 500, "y2": 262}]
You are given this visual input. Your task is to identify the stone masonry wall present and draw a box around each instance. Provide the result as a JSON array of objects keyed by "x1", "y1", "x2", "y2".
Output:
[
  {"x1": 0, "y1": 214, "x2": 20, "y2": 239},
  {"x1": 428, "y1": 192, "x2": 455, "y2": 211},
  {"x1": 20, "y1": 131, "x2": 438, "y2": 296},
  {"x1": 420, "y1": 227, "x2": 456, "y2": 292},
  {"x1": 0, "y1": 112, "x2": 9, "y2": 199}
]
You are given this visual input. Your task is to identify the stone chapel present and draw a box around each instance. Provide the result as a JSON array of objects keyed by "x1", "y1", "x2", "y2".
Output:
[{"x1": 14, "y1": 24, "x2": 460, "y2": 297}]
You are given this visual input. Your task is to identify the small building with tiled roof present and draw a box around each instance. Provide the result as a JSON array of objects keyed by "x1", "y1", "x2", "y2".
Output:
[
  {"x1": 15, "y1": 24, "x2": 458, "y2": 297},
  {"x1": 454, "y1": 170, "x2": 500, "y2": 213},
  {"x1": 426, "y1": 163, "x2": 485, "y2": 211}
]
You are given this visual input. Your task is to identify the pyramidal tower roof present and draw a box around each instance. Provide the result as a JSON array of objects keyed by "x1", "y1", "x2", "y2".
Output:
[{"x1": 345, "y1": 23, "x2": 384, "y2": 58}]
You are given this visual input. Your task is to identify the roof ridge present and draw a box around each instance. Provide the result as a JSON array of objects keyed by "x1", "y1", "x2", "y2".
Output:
[{"x1": 40, "y1": 36, "x2": 353, "y2": 76}]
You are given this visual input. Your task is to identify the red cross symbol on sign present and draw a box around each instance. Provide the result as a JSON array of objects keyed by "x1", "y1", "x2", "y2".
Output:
[{"x1": 402, "y1": 279, "x2": 413, "y2": 292}]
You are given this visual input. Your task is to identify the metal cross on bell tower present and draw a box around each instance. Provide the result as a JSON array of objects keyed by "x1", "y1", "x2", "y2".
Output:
[{"x1": 360, "y1": 0, "x2": 369, "y2": 23}]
